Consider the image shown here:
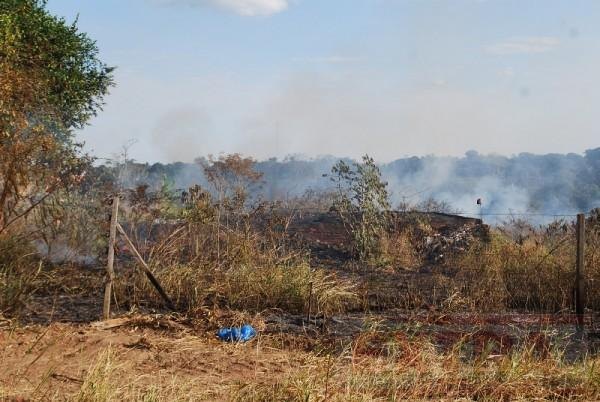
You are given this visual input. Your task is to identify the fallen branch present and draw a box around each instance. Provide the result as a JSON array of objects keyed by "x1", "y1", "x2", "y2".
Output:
[{"x1": 51, "y1": 373, "x2": 83, "y2": 384}]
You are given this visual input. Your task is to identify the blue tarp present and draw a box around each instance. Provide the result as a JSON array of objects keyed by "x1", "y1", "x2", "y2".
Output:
[{"x1": 217, "y1": 324, "x2": 257, "y2": 342}]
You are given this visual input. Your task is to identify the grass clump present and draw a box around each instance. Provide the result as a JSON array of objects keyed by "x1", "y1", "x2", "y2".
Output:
[
  {"x1": 73, "y1": 347, "x2": 203, "y2": 402},
  {"x1": 124, "y1": 258, "x2": 358, "y2": 316},
  {"x1": 76, "y1": 348, "x2": 119, "y2": 402},
  {"x1": 378, "y1": 228, "x2": 423, "y2": 270},
  {"x1": 448, "y1": 225, "x2": 578, "y2": 311}
]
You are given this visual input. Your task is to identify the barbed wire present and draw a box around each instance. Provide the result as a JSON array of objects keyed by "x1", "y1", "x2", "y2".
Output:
[
  {"x1": 275, "y1": 208, "x2": 593, "y2": 221},
  {"x1": 460, "y1": 212, "x2": 582, "y2": 218},
  {"x1": 241, "y1": 207, "x2": 591, "y2": 216}
]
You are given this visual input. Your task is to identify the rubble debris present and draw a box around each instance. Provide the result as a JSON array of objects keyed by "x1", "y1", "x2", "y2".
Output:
[{"x1": 423, "y1": 224, "x2": 482, "y2": 263}]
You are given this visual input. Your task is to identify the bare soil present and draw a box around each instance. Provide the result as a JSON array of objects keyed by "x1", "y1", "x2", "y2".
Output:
[
  {"x1": 2, "y1": 260, "x2": 598, "y2": 400},
  {"x1": 0, "y1": 318, "x2": 310, "y2": 400}
]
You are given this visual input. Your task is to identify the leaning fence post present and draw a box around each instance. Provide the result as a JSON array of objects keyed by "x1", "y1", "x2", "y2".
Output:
[
  {"x1": 116, "y1": 222, "x2": 176, "y2": 310},
  {"x1": 103, "y1": 195, "x2": 119, "y2": 320},
  {"x1": 575, "y1": 213, "x2": 585, "y2": 327}
]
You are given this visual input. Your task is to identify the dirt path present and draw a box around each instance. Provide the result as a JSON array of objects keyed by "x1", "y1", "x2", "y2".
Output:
[{"x1": 0, "y1": 319, "x2": 309, "y2": 400}]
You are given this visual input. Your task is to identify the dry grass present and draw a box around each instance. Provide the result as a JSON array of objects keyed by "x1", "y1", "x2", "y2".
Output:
[
  {"x1": 378, "y1": 228, "x2": 422, "y2": 270},
  {"x1": 119, "y1": 258, "x2": 358, "y2": 317},
  {"x1": 4, "y1": 187, "x2": 600, "y2": 401},
  {"x1": 343, "y1": 215, "x2": 600, "y2": 314},
  {"x1": 111, "y1": 197, "x2": 359, "y2": 317},
  {"x1": 232, "y1": 332, "x2": 600, "y2": 401},
  {"x1": 72, "y1": 346, "x2": 206, "y2": 402},
  {"x1": 5, "y1": 324, "x2": 595, "y2": 402},
  {"x1": 447, "y1": 225, "x2": 584, "y2": 311},
  {"x1": 76, "y1": 348, "x2": 119, "y2": 402}
]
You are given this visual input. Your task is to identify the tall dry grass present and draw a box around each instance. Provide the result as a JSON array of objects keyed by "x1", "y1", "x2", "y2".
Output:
[
  {"x1": 76, "y1": 348, "x2": 119, "y2": 402},
  {"x1": 351, "y1": 215, "x2": 600, "y2": 314},
  {"x1": 113, "y1": 195, "x2": 600, "y2": 316},
  {"x1": 114, "y1": 194, "x2": 359, "y2": 316},
  {"x1": 378, "y1": 228, "x2": 423, "y2": 270},
  {"x1": 119, "y1": 248, "x2": 358, "y2": 316},
  {"x1": 445, "y1": 216, "x2": 600, "y2": 312}
]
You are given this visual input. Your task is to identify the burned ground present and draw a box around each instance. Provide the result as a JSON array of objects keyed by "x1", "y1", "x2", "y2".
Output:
[
  {"x1": 2, "y1": 211, "x2": 599, "y2": 401},
  {"x1": 273, "y1": 210, "x2": 488, "y2": 261}
]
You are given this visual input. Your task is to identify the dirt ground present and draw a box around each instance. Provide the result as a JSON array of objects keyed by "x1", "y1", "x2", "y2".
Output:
[
  {"x1": 3, "y1": 267, "x2": 599, "y2": 400},
  {"x1": 0, "y1": 317, "x2": 311, "y2": 400},
  {"x1": 3, "y1": 308, "x2": 597, "y2": 400}
]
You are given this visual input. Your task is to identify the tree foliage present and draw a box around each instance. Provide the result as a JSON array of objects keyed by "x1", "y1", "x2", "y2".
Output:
[
  {"x1": 330, "y1": 155, "x2": 390, "y2": 260},
  {"x1": 197, "y1": 153, "x2": 263, "y2": 210},
  {"x1": 0, "y1": 0, "x2": 113, "y2": 233}
]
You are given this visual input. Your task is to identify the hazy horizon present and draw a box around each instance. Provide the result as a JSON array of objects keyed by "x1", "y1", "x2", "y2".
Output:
[{"x1": 102, "y1": 147, "x2": 598, "y2": 166}]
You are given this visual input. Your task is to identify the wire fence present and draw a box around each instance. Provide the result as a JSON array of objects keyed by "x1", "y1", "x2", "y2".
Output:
[
  {"x1": 108, "y1": 200, "x2": 599, "y2": 320},
  {"x1": 224, "y1": 205, "x2": 595, "y2": 222}
]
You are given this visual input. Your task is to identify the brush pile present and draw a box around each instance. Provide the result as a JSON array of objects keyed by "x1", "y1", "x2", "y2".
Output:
[{"x1": 423, "y1": 224, "x2": 481, "y2": 263}]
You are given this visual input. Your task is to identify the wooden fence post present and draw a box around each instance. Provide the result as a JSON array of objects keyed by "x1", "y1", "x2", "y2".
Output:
[
  {"x1": 103, "y1": 196, "x2": 119, "y2": 320},
  {"x1": 575, "y1": 213, "x2": 585, "y2": 327}
]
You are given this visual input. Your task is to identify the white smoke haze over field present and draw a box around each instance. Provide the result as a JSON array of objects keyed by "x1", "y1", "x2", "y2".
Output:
[
  {"x1": 385, "y1": 163, "x2": 532, "y2": 218},
  {"x1": 73, "y1": 0, "x2": 600, "y2": 165},
  {"x1": 83, "y1": 61, "x2": 600, "y2": 166},
  {"x1": 34, "y1": 241, "x2": 96, "y2": 266},
  {"x1": 119, "y1": 148, "x2": 599, "y2": 227},
  {"x1": 51, "y1": 0, "x2": 600, "y2": 222},
  {"x1": 151, "y1": 107, "x2": 213, "y2": 162},
  {"x1": 93, "y1": 66, "x2": 600, "y2": 223},
  {"x1": 382, "y1": 156, "x2": 532, "y2": 214}
]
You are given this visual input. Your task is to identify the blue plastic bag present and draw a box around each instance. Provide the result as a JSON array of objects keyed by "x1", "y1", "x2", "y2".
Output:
[{"x1": 217, "y1": 324, "x2": 256, "y2": 342}]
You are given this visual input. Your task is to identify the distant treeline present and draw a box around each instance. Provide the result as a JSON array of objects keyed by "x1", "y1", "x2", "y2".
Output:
[{"x1": 94, "y1": 148, "x2": 600, "y2": 217}]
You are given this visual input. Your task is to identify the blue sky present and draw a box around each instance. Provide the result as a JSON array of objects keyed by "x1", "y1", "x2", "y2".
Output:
[{"x1": 47, "y1": 0, "x2": 600, "y2": 163}]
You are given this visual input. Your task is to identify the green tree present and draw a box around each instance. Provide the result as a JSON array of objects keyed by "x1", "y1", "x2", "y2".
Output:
[
  {"x1": 330, "y1": 155, "x2": 390, "y2": 260},
  {"x1": 0, "y1": 0, "x2": 114, "y2": 234}
]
